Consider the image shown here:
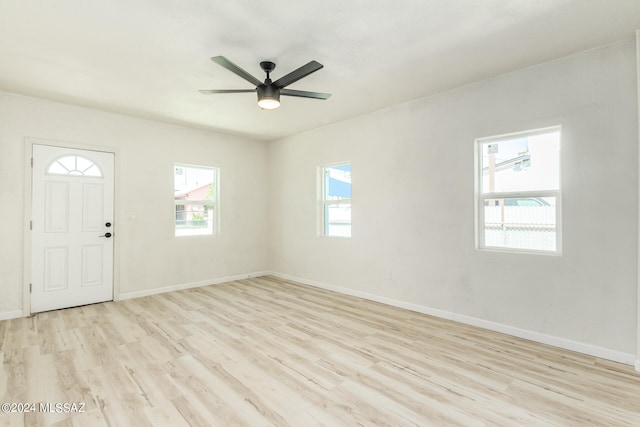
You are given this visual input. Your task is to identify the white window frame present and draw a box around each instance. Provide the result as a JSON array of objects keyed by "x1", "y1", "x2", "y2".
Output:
[
  {"x1": 475, "y1": 126, "x2": 562, "y2": 255},
  {"x1": 318, "y1": 162, "x2": 352, "y2": 238},
  {"x1": 174, "y1": 163, "x2": 220, "y2": 237}
]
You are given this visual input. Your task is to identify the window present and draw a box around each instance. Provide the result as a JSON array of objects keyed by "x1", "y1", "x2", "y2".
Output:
[
  {"x1": 476, "y1": 127, "x2": 560, "y2": 253},
  {"x1": 174, "y1": 164, "x2": 219, "y2": 236},
  {"x1": 320, "y1": 163, "x2": 351, "y2": 237},
  {"x1": 47, "y1": 155, "x2": 102, "y2": 177}
]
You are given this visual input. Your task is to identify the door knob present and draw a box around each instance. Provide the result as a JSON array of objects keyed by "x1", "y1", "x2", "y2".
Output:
[{"x1": 99, "y1": 232, "x2": 112, "y2": 238}]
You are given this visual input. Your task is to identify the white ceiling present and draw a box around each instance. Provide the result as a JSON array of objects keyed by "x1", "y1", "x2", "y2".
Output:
[{"x1": 1, "y1": 0, "x2": 639, "y2": 141}]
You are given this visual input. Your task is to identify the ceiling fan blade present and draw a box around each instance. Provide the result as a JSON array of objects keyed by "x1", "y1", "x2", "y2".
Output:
[
  {"x1": 280, "y1": 89, "x2": 331, "y2": 99},
  {"x1": 273, "y1": 60, "x2": 323, "y2": 89},
  {"x1": 211, "y1": 56, "x2": 263, "y2": 87},
  {"x1": 199, "y1": 89, "x2": 256, "y2": 94}
]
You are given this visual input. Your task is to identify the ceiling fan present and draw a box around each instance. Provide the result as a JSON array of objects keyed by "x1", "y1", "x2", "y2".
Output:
[{"x1": 199, "y1": 56, "x2": 331, "y2": 110}]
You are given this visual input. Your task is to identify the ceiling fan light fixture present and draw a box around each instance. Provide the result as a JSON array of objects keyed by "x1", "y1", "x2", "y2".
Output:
[
  {"x1": 257, "y1": 97, "x2": 280, "y2": 110},
  {"x1": 257, "y1": 84, "x2": 280, "y2": 110}
]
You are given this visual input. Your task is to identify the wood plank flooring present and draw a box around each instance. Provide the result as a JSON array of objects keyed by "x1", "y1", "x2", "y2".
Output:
[{"x1": 1, "y1": 275, "x2": 639, "y2": 426}]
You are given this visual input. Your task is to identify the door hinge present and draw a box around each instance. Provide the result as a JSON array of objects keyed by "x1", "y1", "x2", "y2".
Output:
[
  {"x1": 31, "y1": 158, "x2": 33, "y2": 167},
  {"x1": 30, "y1": 220, "x2": 32, "y2": 230},
  {"x1": 29, "y1": 283, "x2": 32, "y2": 293}
]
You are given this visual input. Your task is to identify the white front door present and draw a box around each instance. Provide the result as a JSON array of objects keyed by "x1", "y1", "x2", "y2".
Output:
[{"x1": 31, "y1": 144, "x2": 114, "y2": 313}]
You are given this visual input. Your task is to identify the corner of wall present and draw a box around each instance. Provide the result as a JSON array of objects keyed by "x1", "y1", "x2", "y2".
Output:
[
  {"x1": 635, "y1": 29, "x2": 640, "y2": 374},
  {"x1": 117, "y1": 271, "x2": 270, "y2": 301},
  {"x1": 0, "y1": 310, "x2": 24, "y2": 321}
]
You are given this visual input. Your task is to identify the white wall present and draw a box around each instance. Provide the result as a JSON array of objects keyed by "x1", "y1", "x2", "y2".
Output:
[
  {"x1": 0, "y1": 91, "x2": 269, "y2": 315},
  {"x1": 268, "y1": 39, "x2": 639, "y2": 358}
]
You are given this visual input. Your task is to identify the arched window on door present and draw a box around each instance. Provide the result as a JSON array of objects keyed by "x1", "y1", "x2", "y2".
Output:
[{"x1": 46, "y1": 155, "x2": 102, "y2": 177}]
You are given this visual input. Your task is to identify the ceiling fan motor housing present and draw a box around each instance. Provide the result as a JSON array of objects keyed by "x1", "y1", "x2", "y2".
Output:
[{"x1": 257, "y1": 81, "x2": 280, "y2": 103}]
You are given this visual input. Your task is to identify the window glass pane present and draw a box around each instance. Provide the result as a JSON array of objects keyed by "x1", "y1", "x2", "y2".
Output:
[
  {"x1": 324, "y1": 164, "x2": 351, "y2": 200},
  {"x1": 47, "y1": 162, "x2": 69, "y2": 175},
  {"x1": 483, "y1": 197, "x2": 556, "y2": 251},
  {"x1": 57, "y1": 156, "x2": 76, "y2": 172},
  {"x1": 325, "y1": 204, "x2": 351, "y2": 237},
  {"x1": 47, "y1": 155, "x2": 102, "y2": 177},
  {"x1": 76, "y1": 156, "x2": 93, "y2": 172},
  {"x1": 83, "y1": 165, "x2": 102, "y2": 177},
  {"x1": 481, "y1": 131, "x2": 560, "y2": 194},
  {"x1": 174, "y1": 164, "x2": 216, "y2": 236}
]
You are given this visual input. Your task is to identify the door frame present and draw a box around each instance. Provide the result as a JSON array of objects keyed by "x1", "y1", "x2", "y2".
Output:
[{"x1": 22, "y1": 137, "x2": 120, "y2": 316}]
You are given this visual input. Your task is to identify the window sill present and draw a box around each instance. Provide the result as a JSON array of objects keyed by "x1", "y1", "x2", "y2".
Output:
[{"x1": 476, "y1": 246, "x2": 562, "y2": 256}]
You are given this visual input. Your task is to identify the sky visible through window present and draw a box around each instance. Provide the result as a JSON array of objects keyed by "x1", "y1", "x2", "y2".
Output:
[
  {"x1": 481, "y1": 132, "x2": 560, "y2": 194},
  {"x1": 325, "y1": 164, "x2": 351, "y2": 200},
  {"x1": 175, "y1": 165, "x2": 214, "y2": 193}
]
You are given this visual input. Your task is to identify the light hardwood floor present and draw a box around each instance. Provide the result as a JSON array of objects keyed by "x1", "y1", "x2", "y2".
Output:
[{"x1": 1, "y1": 276, "x2": 639, "y2": 426}]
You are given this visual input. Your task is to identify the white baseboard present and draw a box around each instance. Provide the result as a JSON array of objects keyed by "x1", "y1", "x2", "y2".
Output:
[
  {"x1": 118, "y1": 271, "x2": 269, "y2": 300},
  {"x1": 268, "y1": 271, "x2": 637, "y2": 367},
  {"x1": 0, "y1": 310, "x2": 24, "y2": 321}
]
